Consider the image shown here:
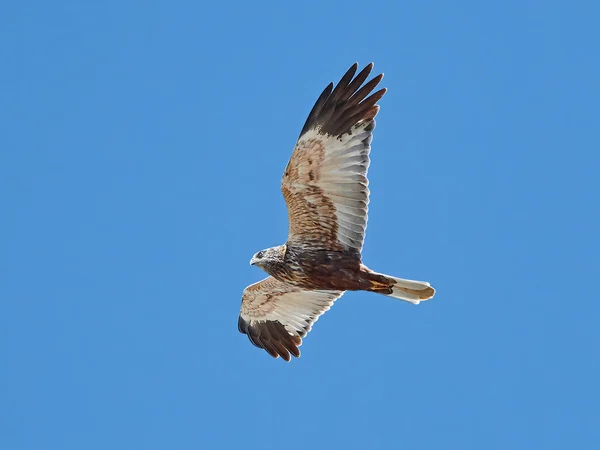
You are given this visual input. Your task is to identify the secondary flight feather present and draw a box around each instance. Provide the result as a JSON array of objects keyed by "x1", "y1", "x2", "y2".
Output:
[{"x1": 238, "y1": 63, "x2": 435, "y2": 361}]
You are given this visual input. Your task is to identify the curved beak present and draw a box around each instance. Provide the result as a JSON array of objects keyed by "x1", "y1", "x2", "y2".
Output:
[{"x1": 249, "y1": 256, "x2": 258, "y2": 266}]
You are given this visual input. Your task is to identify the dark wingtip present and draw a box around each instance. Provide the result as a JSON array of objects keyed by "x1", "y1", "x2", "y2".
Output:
[
  {"x1": 299, "y1": 63, "x2": 386, "y2": 139},
  {"x1": 239, "y1": 318, "x2": 302, "y2": 362},
  {"x1": 238, "y1": 315, "x2": 247, "y2": 334}
]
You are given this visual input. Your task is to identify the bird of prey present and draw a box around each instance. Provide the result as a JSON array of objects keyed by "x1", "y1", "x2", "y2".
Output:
[{"x1": 238, "y1": 63, "x2": 435, "y2": 361}]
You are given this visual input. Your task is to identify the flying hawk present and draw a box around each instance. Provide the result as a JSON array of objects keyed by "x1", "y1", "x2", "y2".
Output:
[{"x1": 238, "y1": 63, "x2": 435, "y2": 361}]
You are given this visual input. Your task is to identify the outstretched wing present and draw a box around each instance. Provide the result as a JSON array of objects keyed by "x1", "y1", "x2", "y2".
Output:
[
  {"x1": 238, "y1": 277, "x2": 344, "y2": 361},
  {"x1": 282, "y1": 63, "x2": 386, "y2": 256}
]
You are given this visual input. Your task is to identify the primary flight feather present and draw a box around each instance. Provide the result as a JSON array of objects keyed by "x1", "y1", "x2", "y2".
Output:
[{"x1": 238, "y1": 63, "x2": 435, "y2": 361}]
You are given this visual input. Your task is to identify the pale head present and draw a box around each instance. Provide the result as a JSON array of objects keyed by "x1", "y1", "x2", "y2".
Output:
[{"x1": 250, "y1": 245, "x2": 286, "y2": 272}]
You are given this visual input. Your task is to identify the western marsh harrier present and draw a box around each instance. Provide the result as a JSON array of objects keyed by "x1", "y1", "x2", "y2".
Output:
[{"x1": 238, "y1": 63, "x2": 435, "y2": 361}]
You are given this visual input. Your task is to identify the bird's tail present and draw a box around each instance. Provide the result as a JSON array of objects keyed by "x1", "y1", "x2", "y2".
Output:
[{"x1": 365, "y1": 269, "x2": 435, "y2": 305}]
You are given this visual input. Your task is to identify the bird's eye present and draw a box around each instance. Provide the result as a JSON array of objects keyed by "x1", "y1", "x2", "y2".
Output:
[{"x1": 256, "y1": 251, "x2": 264, "y2": 259}]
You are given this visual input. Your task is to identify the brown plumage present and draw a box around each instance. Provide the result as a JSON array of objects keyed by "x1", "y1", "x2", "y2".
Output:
[{"x1": 239, "y1": 63, "x2": 435, "y2": 361}]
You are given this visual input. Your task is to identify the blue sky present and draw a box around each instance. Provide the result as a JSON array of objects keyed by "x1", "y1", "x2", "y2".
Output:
[{"x1": 1, "y1": 1, "x2": 598, "y2": 449}]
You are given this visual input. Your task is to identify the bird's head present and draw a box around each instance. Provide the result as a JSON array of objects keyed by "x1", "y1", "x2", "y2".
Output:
[{"x1": 250, "y1": 245, "x2": 286, "y2": 271}]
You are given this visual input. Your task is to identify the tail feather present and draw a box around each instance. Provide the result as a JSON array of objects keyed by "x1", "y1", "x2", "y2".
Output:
[
  {"x1": 386, "y1": 276, "x2": 435, "y2": 305},
  {"x1": 366, "y1": 270, "x2": 435, "y2": 305}
]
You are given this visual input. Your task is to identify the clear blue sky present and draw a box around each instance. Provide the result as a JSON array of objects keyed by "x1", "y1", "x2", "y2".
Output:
[{"x1": 1, "y1": 1, "x2": 598, "y2": 449}]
